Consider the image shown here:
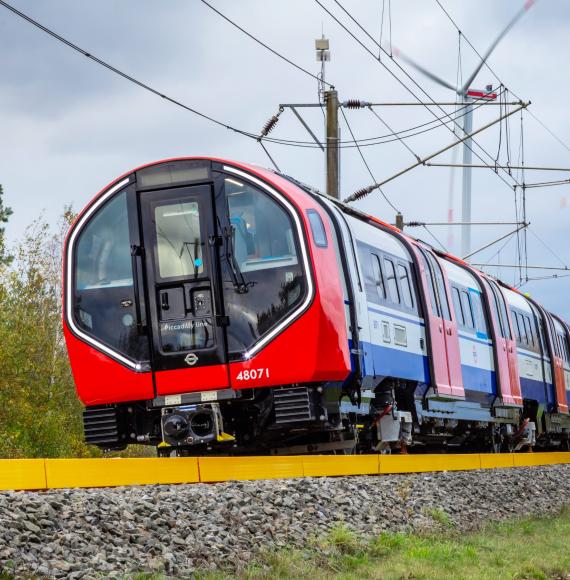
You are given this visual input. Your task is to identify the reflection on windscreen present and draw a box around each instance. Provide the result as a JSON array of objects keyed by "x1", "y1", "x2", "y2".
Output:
[
  {"x1": 226, "y1": 180, "x2": 298, "y2": 273},
  {"x1": 76, "y1": 193, "x2": 133, "y2": 290},
  {"x1": 155, "y1": 202, "x2": 204, "y2": 279}
]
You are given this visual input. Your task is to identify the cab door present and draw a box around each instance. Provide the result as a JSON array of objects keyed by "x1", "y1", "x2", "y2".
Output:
[{"x1": 139, "y1": 183, "x2": 229, "y2": 395}]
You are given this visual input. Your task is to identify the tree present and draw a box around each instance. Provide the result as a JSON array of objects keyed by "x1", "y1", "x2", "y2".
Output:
[{"x1": 0, "y1": 183, "x2": 13, "y2": 266}]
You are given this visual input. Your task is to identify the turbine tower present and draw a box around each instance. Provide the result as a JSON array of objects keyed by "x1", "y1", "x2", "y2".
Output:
[{"x1": 395, "y1": 1, "x2": 535, "y2": 257}]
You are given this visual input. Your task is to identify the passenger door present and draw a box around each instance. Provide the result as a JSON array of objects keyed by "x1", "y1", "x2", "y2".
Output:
[
  {"x1": 545, "y1": 312, "x2": 569, "y2": 414},
  {"x1": 486, "y1": 279, "x2": 522, "y2": 406},
  {"x1": 140, "y1": 184, "x2": 229, "y2": 393},
  {"x1": 414, "y1": 247, "x2": 464, "y2": 399}
]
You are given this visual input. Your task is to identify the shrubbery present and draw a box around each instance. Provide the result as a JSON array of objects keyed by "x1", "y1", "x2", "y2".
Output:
[{"x1": 0, "y1": 188, "x2": 96, "y2": 458}]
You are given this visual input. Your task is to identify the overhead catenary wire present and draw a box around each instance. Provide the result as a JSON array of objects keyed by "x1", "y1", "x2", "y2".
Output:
[
  {"x1": 327, "y1": 0, "x2": 519, "y2": 178},
  {"x1": 344, "y1": 102, "x2": 527, "y2": 203},
  {"x1": 315, "y1": 0, "x2": 524, "y2": 195},
  {"x1": 527, "y1": 228, "x2": 568, "y2": 269},
  {"x1": 433, "y1": 0, "x2": 570, "y2": 157},
  {"x1": 0, "y1": 0, "x2": 261, "y2": 140},
  {"x1": 256, "y1": 93, "x2": 507, "y2": 149},
  {"x1": 324, "y1": 0, "x2": 524, "y2": 190},
  {"x1": 523, "y1": 178, "x2": 570, "y2": 189},
  {"x1": 199, "y1": 0, "x2": 333, "y2": 88},
  {"x1": 422, "y1": 225, "x2": 449, "y2": 253},
  {"x1": 339, "y1": 107, "x2": 401, "y2": 213},
  {"x1": 367, "y1": 106, "x2": 420, "y2": 162}
]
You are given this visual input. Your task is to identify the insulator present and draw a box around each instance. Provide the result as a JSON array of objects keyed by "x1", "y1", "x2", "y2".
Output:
[
  {"x1": 261, "y1": 115, "x2": 279, "y2": 137},
  {"x1": 351, "y1": 188, "x2": 369, "y2": 201},
  {"x1": 346, "y1": 99, "x2": 363, "y2": 109}
]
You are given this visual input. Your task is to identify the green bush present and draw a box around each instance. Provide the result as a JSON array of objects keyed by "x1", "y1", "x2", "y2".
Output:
[{"x1": 0, "y1": 208, "x2": 98, "y2": 458}]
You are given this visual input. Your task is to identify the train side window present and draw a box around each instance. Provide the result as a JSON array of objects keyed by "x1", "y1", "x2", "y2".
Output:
[
  {"x1": 537, "y1": 316, "x2": 547, "y2": 353},
  {"x1": 384, "y1": 258, "x2": 400, "y2": 304},
  {"x1": 519, "y1": 313, "x2": 530, "y2": 346},
  {"x1": 452, "y1": 287, "x2": 465, "y2": 326},
  {"x1": 469, "y1": 291, "x2": 488, "y2": 336},
  {"x1": 398, "y1": 263, "x2": 414, "y2": 309},
  {"x1": 419, "y1": 252, "x2": 441, "y2": 317},
  {"x1": 561, "y1": 333, "x2": 570, "y2": 365},
  {"x1": 496, "y1": 287, "x2": 512, "y2": 340},
  {"x1": 306, "y1": 209, "x2": 328, "y2": 248},
  {"x1": 487, "y1": 284, "x2": 506, "y2": 338},
  {"x1": 557, "y1": 334, "x2": 564, "y2": 361},
  {"x1": 461, "y1": 291, "x2": 475, "y2": 329},
  {"x1": 523, "y1": 316, "x2": 534, "y2": 348},
  {"x1": 556, "y1": 332, "x2": 563, "y2": 359},
  {"x1": 425, "y1": 253, "x2": 451, "y2": 321},
  {"x1": 371, "y1": 254, "x2": 386, "y2": 300},
  {"x1": 512, "y1": 311, "x2": 523, "y2": 344}
]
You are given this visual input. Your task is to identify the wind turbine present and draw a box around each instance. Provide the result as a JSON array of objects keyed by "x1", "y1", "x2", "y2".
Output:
[{"x1": 395, "y1": 1, "x2": 535, "y2": 257}]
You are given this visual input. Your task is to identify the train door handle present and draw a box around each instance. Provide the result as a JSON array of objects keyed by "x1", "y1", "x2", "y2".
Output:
[
  {"x1": 438, "y1": 324, "x2": 443, "y2": 333},
  {"x1": 446, "y1": 327, "x2": 452, "y2": 336},
  {"x1": 161, "y1": 292, "x2": 170, "y2": 311}
]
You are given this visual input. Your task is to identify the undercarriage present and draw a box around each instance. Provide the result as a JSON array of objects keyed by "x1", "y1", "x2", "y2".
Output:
[{"x1": 83, "y1": 380, "x2": 570, "y2": 456}]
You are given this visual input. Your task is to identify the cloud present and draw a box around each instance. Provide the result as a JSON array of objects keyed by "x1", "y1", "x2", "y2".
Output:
[{"x1": 1, "y1": 0, "x2": 569, "y2": 314}]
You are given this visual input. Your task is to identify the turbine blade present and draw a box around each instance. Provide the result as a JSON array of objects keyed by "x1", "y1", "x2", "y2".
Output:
[
  {"x1": 392, "y1": 45, "x2": 456, "y2": 92},
  {"x1": 461, "y1": 0, "x2": 536, "y2": 93}
]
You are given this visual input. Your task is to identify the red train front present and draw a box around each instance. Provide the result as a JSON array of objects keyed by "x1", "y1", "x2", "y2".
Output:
[{"x1": 63, "y1": 157, "x2": 351, "y2": 454}]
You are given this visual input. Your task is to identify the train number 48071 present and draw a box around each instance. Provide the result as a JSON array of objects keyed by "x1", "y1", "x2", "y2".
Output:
[{"x1": 235, "y1": 368, "x2": 270, "y2": 381}]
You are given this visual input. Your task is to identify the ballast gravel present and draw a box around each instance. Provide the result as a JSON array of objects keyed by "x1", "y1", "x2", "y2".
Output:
[{"x1": 1, "y1": 464, "x2": 570, "y2": 578}]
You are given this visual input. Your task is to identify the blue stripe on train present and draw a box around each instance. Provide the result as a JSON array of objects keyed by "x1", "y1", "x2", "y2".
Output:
[
  {"x1": 357, "y1": 340, "x2": 498, "y2": 394},
  {"x1": 520, "y1": 376, "x2": 555, "y2": 409},
  {"x1": 353, "y1": 340, "x2": 561, "y2": 407},
  {"x1": 461, "y1": 364, "x2": 496, "y2": 394}
]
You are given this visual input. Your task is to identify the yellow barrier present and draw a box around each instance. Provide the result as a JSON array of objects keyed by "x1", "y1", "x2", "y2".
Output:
[
  {"x1": 0, "y1": 453, "x2": 568, "y2": 490},
  {"x1": 379, "y1": 453, "x2": 481, "y2": 474},
  {"x1": 199, "y1": 456, "x2": 304, "y2": 482},
  {"x1": 45, "y1": 458, "x2": 200, "y2": 489},
  {"x1": 302, "y1": 455, "x2": 380, "y2": 477},
  {"x1": 0, "y1": 459, "x2": 46, "y2": 491}
]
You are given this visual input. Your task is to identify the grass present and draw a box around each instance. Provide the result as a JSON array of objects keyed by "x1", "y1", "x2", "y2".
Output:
[{"x1": 195, "y1": 508, "x2": 570, "y2": 580}]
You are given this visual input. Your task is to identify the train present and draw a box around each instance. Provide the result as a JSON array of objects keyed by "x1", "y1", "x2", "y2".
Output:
[{"x1": 63, "y1": 157, "x2": 570, "y2": 456}]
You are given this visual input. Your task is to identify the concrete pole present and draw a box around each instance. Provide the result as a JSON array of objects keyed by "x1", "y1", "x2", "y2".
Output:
[{"x1": 325, "y1": 89, "x2": 340, "y2": 199}]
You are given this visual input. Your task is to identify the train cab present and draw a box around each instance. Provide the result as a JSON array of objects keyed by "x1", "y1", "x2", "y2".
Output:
[{"x1": 64, "y1": 158, "x2": 351, "y2": 452}]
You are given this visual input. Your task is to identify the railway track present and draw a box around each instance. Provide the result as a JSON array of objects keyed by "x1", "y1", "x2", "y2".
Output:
[{"x1": 3, "y1": 451, "x2": 570, "y2": 491}]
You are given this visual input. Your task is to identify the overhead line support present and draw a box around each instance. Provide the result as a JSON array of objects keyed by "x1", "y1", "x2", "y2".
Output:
[
  {"x1": 345, "y1": 103, "x2": 528, "y2": 203},
  {"x1": 462, "y1": 222, "x2": 529, "y2": 261},
  {"x1": 426, "y1": 163, "x2": 570, "y2": 172}
]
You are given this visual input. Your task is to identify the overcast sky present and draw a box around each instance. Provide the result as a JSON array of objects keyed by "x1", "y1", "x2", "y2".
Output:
[{"x1": 1, "y1": 0, "x2": 569, "y2": 315}]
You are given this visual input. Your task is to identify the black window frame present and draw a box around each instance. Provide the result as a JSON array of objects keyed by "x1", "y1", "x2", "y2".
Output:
[
  {"x1": 451, "y1": 286, "x2": 465, "y2": 326},
  {"x1": 460, "y1": 290, "x2": 475, "y2": 330},
  {"x1": 371, "y1": 253, "x2": 386, "y2": 301},
  {"x1": 383, "y1": 257, "x2": 401, "y2": 306},
  {"x1": 398, "y1": 262, "x2": 414, "y2": 309}
]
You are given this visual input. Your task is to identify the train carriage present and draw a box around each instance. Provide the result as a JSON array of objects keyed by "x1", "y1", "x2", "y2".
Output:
[{"x1": 63, "y1": 156, "x2": 570, "y2": 455}]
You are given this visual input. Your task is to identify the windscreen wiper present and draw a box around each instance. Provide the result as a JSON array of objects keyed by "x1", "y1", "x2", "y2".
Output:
[{"x1": 222, "y1": 224, "x2": 249, "y2": 294}]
